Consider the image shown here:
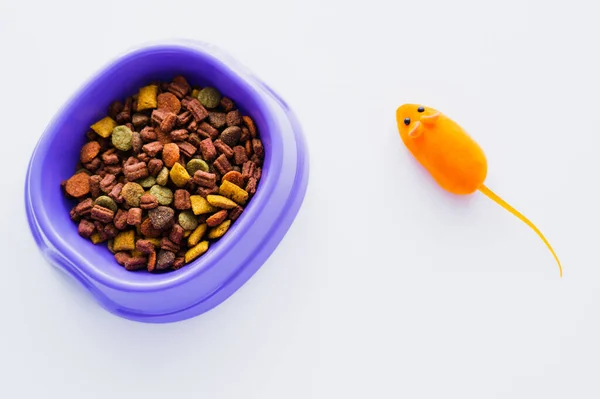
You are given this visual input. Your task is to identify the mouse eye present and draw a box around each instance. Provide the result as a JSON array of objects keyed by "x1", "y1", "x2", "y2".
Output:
[
  {"x1": 404, "y1": 117, "x2": 411, "y2": 125},
  {"x1": 418, "y1": 106, "x2": 424, "y2": 113}
]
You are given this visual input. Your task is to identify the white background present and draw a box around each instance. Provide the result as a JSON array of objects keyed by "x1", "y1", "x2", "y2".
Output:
[{"x1": 1, "y1": 0, "x2": 599, "y2": 397}]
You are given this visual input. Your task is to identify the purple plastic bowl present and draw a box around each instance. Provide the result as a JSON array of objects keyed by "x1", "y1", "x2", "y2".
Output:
[{"x1": 25, "y1": 40, "x2": 309, "y2": 323}]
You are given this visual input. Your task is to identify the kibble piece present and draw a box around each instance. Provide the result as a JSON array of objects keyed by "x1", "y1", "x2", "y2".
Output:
[
  {"x1": 186, "y1": 159, "x2": 209, "y2": 176},
  {"x1": 121, "y1": 182, "x2": 145, "y2": 207},
  {"x1": 169, "y1": 224, "x2": 185, "y2": 245},
  {"x1": 137, "y1": 85, "x2": 158, "y2": 110},
  {"x1": 208, "y1": 112, "x2": 227, "y2": 129},
  {"x1": 91, "y1": 205, "x2": 114, "y2": 223},
  {"x1": 147, "y1": 159, "x2": 163, "y2": 177},
  {"x1": 142, "y1": 141, "x2": 164, "y2": 157},
  {"x1": 65, "y1": 173, "x2": 90, "y2": 198},
  {"x1": 157, "y1": 92, "x2": 181, "y2": 114},
  {"x1": 199, "y1": 138, "x2": 217, "y2": 162},
  {"x1": 80, "y1": 141, "x2": 101, "y2": 164},
  {"x1": 242, "y1": 115, "x2": 257, "y2": 137},
  {"x1": 220, "y1": 97, "x2": 235, "y2": 112},
  {"x1": 140, "y1": 217, "x2": 162, "y2": 238},
  {"x1": 114, "y1": 209, "x2": 128, "y2": 230},
  {"x1": 187, "y1": 223, "x2": 208, "y2": 246},
  {"x1": 113, "y1": 230, "x2": 136, "y2": 252},
  {"x1": 127, "y1": 208, "x2": 143, "y2": 226},
  {"x1": 222, "y1": 171, "x2": 245, "y2": 188},
  {"x1": 178, "y1": 211, "x2": 199, "y2": 231},
  {"x1": 228, "y1": 205, "x2": 244, "y2": 221},
  {"x1": 156, "y1": 167, "x2": 169, "y2": 186},
  {"x1": 157, "y1": 250, "x2": 175, "y2": 270},
  {"x1": 190, "y1": 195, "x2": 218, "y2": 215},
  {"x1": 197, "y1": 87, "x2": 221, "y2": 109},
  {"x1": 184, "y1": 241, "x2": 209, "y2": 263},
  {"x1": 219, "y1": 180, "x2": 249, "y2": 205},
  {"x1": 137, "y1": 176, "x2": 156, "y2": 188},
  {"x1": 124, "y1": 161, "x2": 149, "y2": 181},
  {"x1": 148, "y1": 206, "x2": 175, "y2": 230},
  {"x1": 90, "y1": 233, "x2": 105, "y2": 244},
  {"x1": 162, "y1": 143, "x2": 180, "y2": 168},
  {"x1": 226, "y1": 110, "x2": 242, "y2": 127},
  {"x1": 91, "y1": 116, "x2": 117, "y2": 138},
  {"x1": 206, "y1": 210, "x2": 228, "y2": 227},
  {"x1": 78, "y1": 219, "x2": 95, "y2": 238},
  {"x1": 140, "y1": 193, "x2": 159, "y2": 210},
  {"x1": 206, "y1": 195, "x2": 237, "y2": 210},
  {"x1": 94, "y1": 196, "x2": 117, "y2": 212},
  {"x1": 174, "y1": 189, "x2": 191, "y2": 210},
  {"x1": 213, "y1": 154, "x2": 233, "y2": 175},
  {"x1": 207, "y1": 220, "x2": 231, "y2": 239},
  {"x1": 252, "y1": 138, "x2": 265, "y2": 158},
  {"x1": 112, "y1": 125, "x2": 134, "y2": 151},
  {"x1": 169, "y1": 162, "x2": 191, "y2": 187},
  {"x1": 148, "y1": 185, "x2": 173, "y2": 205},
  {"x1": 193, "y1": 170, "x2": 217, "y2": 188}
]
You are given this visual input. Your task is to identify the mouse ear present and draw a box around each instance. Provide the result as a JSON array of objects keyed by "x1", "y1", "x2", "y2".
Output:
[
  {"x1": 408, "y1": 121, "x2": 423, "y2": 138},
  {"x1": 420, "y1": 112, "x2": 440, "y2": 126}
]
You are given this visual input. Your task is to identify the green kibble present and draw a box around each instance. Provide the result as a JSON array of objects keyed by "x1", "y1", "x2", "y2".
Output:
[
  {"x1": 186, "y1": 158, "x2": 209, "y2": 176},
  {"x1": 156, "y1": 167, "x2": 169, "y2": 186},
  {"x1": 197, "y1": 87, "x2": 221, "y2": 109},
  {"x1": 137, "y1": 175, "x2": 156, "y2": 188},
  {"x1": 94, "y1": 195, "x2": 117, "y2": 212},
  {"x1": 112, "y1": 125, "x2": 133, "y2": 151},
  {"x1": 121, "y1": 182, "x2": 145, "y2": 207},
  {"x1": 149, "y1": 185, "x2": 173, "y2": 205},
  {"x1": 178, "y1": 211, "x2": 199, "y2": 231}
]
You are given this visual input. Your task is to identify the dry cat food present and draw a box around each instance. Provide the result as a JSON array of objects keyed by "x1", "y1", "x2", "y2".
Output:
[{"x1": 62, "y1": 76, "x2": 264, "y2": 272}]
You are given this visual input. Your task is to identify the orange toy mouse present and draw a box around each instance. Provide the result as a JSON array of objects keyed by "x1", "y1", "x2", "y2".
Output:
[{"x1": 396, "y1": 104, "x2": 562, "y2": 276}]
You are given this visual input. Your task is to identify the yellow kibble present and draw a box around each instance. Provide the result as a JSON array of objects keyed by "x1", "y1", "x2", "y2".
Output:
[
  {"x1": 183, "y1": 230, "x2": 192, "y2": 238},
  {"x1": 190, "y1": 195, "x2": 217, "y2": 215},
  {"x1": 207, "y1": 219, "x2": 231, "y2": 239},
  {"x1": 185, "y1": 241, "x2": 209, "y2": 263},
  {"x1": 219, "y1": 180, "x2": 249, "y2": 205},
  {"x1": 169, "y1": 162, "x2": 191, "y2": 187},
  {"x1": 131, "y1": 249, "x2": 144, "y2": 258},
  {"x1": 206, "y1": 195, "x2": 237, "y2": 210},
  {"x1": 113, "y1": 230, "x2": 136, "y2": 252},
  {"x1": 90, "y1": 233, "x2": 105, "y2": 244},
  {"x1": 187, "y1": 223, "x2": 208, "y2": 247},
  {"x1": 191, "y1": 89, "x2": 200, "y2": 98},
  {"x1": 137, "y1": 85, "x2": 158, "y2": 110},
  {"x1": 90, "y1": 116, "x2": 117, "y2": 138}
]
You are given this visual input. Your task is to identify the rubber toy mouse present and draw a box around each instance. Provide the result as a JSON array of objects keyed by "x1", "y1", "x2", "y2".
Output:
[{"x1": 396, "y1": 104, "x2": 562, "y2": 277}]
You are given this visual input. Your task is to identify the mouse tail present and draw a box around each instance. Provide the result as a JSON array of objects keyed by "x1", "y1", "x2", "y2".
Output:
[{"x1": 478, "y1": 184, "x2": 562, "y2": 277}]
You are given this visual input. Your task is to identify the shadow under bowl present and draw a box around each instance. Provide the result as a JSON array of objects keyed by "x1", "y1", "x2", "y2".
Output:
[{"x1": 25, "y1": 40, "x2": 309, "y2": 323}]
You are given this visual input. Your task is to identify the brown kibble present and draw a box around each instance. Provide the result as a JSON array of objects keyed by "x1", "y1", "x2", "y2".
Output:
[
  {"x1": 115, "y1": 252, "x2": 131, "y2": 266},
  {"x1": 157, "y1": 92, "x2": 181, "y2": 114},
  {"x1": 242, "y1": 115, "x2": 257, "y2": 137},
  {"x1": 193, "y1": 170, "x2": 217, "y2": 188},
  {"x1": 172, "y1": 256, "x2": 185, "y2": 270},
  {"x1": 177, "y1": 111, "x2": 192, "y2": 126},
  {"x1": 187, "y1": 98, "x2": 209, "y2": 122},
  {"x1": 161, "y1": 237, "x2": 180, "y2": 253},
  {"x1": 136, "y1": 239, "x2": 156, "y2": 255},
  {"x1": 141, "y1": 217, "x2": 162, "y2": 238},
  {"x1": 198, "y1": 122, "x2": 219, "y2": 140},
  {"x1": 148, "y1": 206, "x2": 175, "y2": 230},
  {"x1": 127, "y1": 208, "x2": 143, "y2": 226},
  {"x1": 246, "y1": 177, "x2": 257, "y2": 195},
  {"x1": 213, "y1": 154, "x2": 233, "y2": 175},
  {"x1": 78, "y1": 219, "x2": 95, "y2": 238},
  {"x1": 125, "y1": 256, "x2": 148, "y2": 271},
  {"x1": 240, "y1": 127, "x2": 251, "y2": 143},
  {"x1": 100, "y1": 174, "x2": 116, "y2": 193},
  {"x1": 140, "y1": 193, "x2": 159, "y2": 210},
  {"x1": 228, "y1": 206, "x2": 244, "y2": 221},
  {"x1": 170, "y1": 129, "x2": 188, "y2": 142},
  {"x1": 140, "y1": 126, "x2": 157, "y2": 142},
  {"x1": 147, "y1": 251, "x2": 157, "y2": 272},
  {"x1": 206, "y1": 210, "x2": 228, "y2": 227},
  {"x1": 214, "y1": 139, "x2": 234, "y2": 158},
  {"x1": 104, "y1": 223, "x2": 118, "y2": 238},
  {"x1": 142, "y1": 141, "x2": 164, "y2": 157},
  {"x1": 162, "y1": 143, "x2": 180, "y2": 168},
  {"x1": 174, "y1": 189, "x2": 191, "y2": 210},
  {"x1": 220, "y1": 126, "x2": 242, "y2": 147},
  {"x1": 91, "y1": 205, "x2": 115, "y2": 223},
  {"x1": 220, "y1": 97, "x2": 235, "y2": 112},
  {"x1": 132, "y1": 113, "x2": 149, "y2": 128},
  {"x1": 147, "y1": 158, "x2": 164, "y2": 177},
  {"x1": 89, "y1": 175, "x2": 102, "y2": 198},
  {"x1": 160, "y1": 112, "x2": 177, "y2": 134},
  {"x1": 252, "y1": 138, "x2": 264, "y2": 158},
  {"x1": 114, "y1": 209, "x2": 128, "y2": 230},
  {"x1": 222, "y1": 171, "x2": 245, "y2": 187},
  {"x1": 242, "y1": 161, "x2": 256, "y2": 181},
  {"x1": 65, "y1": 172, "x2": 90, "y2": 198},
  {"x1": 233, "y1": 146, "x2": 248, "y2": 165},
  {"x1": 108, "y1": 182, "x2": 124, "y2": 204},
  {"x1": 80, "y1": 141, "x2": 101, "y2": 164},
  {"x1": 157, "y1": 250, "x2": 176, "y2": 270},
  {"x1": 177, "y1": 141, "x2": 197, "y2": 158},
  {"x1": 169, "y1": 224, "x2": 185, "y2": 245},
  {"x1": 208, "y1": 112, "x2": 227, "y2": 129},
  {"x1": 226, "y1": 110, "x2": 242, "y2": 127},
  {"x1": 123, "y1": 161, "x2": 149, "y2": 181},
  {"x1": 199, "y1": 138, "x2": 217, "y2": 162}
]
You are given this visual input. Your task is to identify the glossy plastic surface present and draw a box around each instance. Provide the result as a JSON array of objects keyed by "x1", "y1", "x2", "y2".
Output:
[{"x1": 25, "y1": 40, "x2": 309, "y2": 323}]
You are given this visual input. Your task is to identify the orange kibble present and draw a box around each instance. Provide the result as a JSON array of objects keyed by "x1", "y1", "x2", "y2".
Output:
[
  {"x1": 162, "y1": 143, "x2": 180, "y2": 168},
  {"x1": 65, "y1": 172, "x2": 90, "y2": 198}
]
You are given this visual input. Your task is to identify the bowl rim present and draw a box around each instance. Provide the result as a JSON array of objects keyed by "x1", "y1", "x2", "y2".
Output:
[{"x1": 25, "y1": 41, "x2": 292, "y2": 292}]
